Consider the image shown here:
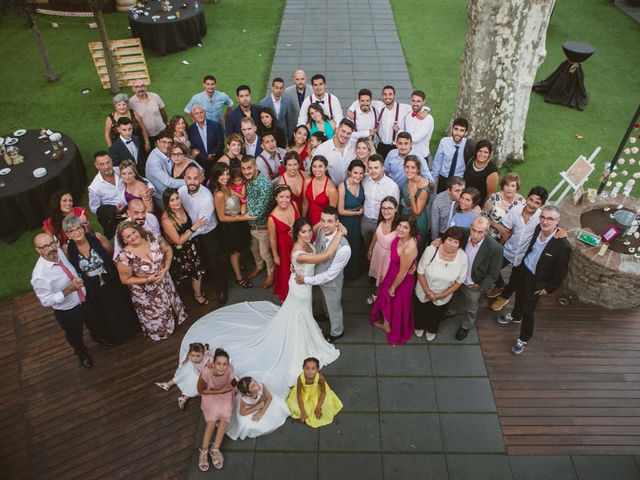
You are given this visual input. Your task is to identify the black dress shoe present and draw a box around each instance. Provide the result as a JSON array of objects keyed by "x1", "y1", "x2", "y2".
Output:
[
  {"x1": 218, "y1": 290, "x2": 229, "y2": 305},
  {"x1": 455, "y1": 327, "x2": 469, "y2": 341},
  {"x1": 325, "y1": 333, "x2": 344, "y2": 344},
  {"x1": 78, "y1": 354, "x2": 93, "y2": 368}
]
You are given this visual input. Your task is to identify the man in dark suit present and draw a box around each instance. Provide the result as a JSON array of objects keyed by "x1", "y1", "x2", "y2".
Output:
[
  {"x1": 506, "y1": 204, "x2": 570, "y2": 354},
  {"x1": 283, "y1": 69, "x2": 312, "y2": 125},
  {"x1": 187, "y1": 103, "x2": 224, "y2": 175},
  {"x1": 443, "y1": 216, "x2": 503, "y2": 340},
  {"x1": 260, "y1": 77, "x2": 293, "y2": 139},
  {"x1": 225, "y1": 85, "x2": 262, "y2": 137},
  {"x1": 108, "y1": 117, "x2": 146, "y2": 175}
]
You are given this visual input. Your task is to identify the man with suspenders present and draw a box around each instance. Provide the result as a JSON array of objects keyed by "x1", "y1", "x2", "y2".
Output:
[
  {"x1": 256, "y1": 133, "x2": 286, "y2": 185},
  {"x1": 297, "y1": 74, "x2": 344, "y2": 126},
  {"x1": 347, "y1": 89, "x2": 379, "y2": 141}
]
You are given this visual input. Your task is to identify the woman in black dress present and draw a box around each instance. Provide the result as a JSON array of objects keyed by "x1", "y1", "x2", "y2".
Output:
[
  {"x1": 64, "y1": 215, "x2": 140, "y2": 345},
  {"x1": 463, "y1": 139, "x2": 499, "y2": 206},
  {"x1": 160, "y1": 188, "x2": 209, "y2": 304},
  {"x1": 258, "y1": 107, "x2": 287, "y2": 148}
]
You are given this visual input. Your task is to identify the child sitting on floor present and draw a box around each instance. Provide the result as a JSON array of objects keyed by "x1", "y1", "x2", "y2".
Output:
[
  {"x1": 286, "y1": 357, "x2": 343, "y2": 428},
  {"x1": 155, "y1": 342, "x2": 212, "y2": 410}
]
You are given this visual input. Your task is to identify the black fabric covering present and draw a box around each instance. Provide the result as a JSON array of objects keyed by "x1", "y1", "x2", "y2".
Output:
[
  {"x1": 0, "y1": 130, "x2": 86, "y2": 243},
  {"x1": 129, "y1": 3, "x2": 207, "y2": 56}
]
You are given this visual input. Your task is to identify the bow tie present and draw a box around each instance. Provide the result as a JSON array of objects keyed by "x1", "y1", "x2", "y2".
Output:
[
  {"x1": 411, "y1": 112, "x2": 418, "y2": 117},
  {"x1": 125, "y1": 140, "x2": 133, "y2": 144},
  {"x1": 315, "y1": 100, "x2": 324, "y2": 105}
]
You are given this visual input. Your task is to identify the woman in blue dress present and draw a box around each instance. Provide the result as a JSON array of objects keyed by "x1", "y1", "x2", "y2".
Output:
[{"x1": 337, "y1": 159, "x2": 366, "y2": 280}]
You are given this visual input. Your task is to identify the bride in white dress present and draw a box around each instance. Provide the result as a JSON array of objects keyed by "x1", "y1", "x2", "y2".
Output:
[{"x1": 179, "y1": 218, "x2": 344, "y2": 390}]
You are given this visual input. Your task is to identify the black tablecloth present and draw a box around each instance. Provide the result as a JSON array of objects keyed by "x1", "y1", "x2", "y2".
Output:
[
  {"x1": 532, "y1": 41, "x2": 596, "y2": 111},
  {"x1": 129, "y1": 2, "x2": 207, "y2": 56},
  {"x1": 0, "y1": 130, "x2": 87, "y2": 243}
]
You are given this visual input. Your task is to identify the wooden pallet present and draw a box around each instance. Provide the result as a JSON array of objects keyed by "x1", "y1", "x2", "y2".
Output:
[{"x1": 88, "y1": 38, "x2": 150, "y2": 89}]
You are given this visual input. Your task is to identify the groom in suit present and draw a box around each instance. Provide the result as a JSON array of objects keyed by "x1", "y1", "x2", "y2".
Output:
[
  {"x1": 108, "y1": 117, "x2": 146, "y2": 175},
  {"x1": 296, "y1": 206, "x2": 351, "y2": 343}
]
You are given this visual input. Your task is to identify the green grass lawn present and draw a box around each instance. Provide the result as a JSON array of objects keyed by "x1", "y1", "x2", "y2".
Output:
[
  {"x1": 0, "y1": 1, "x2": 284, "y2": 300},
  {"x1": 391, "y1": 0, "x2": 640, "y2": 192}
]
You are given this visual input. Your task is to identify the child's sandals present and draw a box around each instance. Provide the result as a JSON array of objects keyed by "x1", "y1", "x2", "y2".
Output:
[
  {"x1": 154, "y1": 381, "x2": 171, "y2": 391},
  {"x1": 178, "y1": 395, "x2": 188, "y2": 410},
  {"x1": 210, "y1": 444, "x2": 224, "y2": 469},
  {"x1": 198, "y1": 448, "x2": 209, "y2": 471}
]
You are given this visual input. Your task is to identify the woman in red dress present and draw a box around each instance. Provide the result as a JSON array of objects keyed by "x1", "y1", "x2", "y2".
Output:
[
  {"x1": 277, "y1": 151, "x2": 307, "y2": 214},
  {"x1": 268, "y1": 184, "x2": 299, "y2": 301},
  {"x1": 302, "y1": 155, "x2": 338, "y2": 232},
  {"x1": 287, "y1": 125, "x2": 310, "y2": 169}
]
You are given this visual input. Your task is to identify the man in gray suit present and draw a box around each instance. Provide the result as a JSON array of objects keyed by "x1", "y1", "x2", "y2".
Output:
[
  {"x1": 445, "y1": 216, "x2": 503, "y2": 340},
  {"x1": 296, "y1": 206, "x2": 351, "y2": 343},
  {"x1": 260, "y1": 77, "x2": 294, "y2": 139},
  {"x1": 283, "y1": 69, "x2": 312, "y2": 128}
]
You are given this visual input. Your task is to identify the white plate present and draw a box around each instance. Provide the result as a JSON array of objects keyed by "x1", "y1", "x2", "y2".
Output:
[
  {"x1": 5, "y1": 137, "x2": 18, "y2": 146},
  {"x1": 13, "y1": 129, "x2": 26, "y2": 137},
  {"x1": 0, "y1": 168, "x2": 10, "y2": 175},
  {"x1": 167, "y1": 15, "x2": 176, "y2": 19},
  {"x1": 33, "y1": 168, "x2": 47, "y2": 178},
  {"x1": 0, "y1": 138, "x2": 4, "y2": 146}
]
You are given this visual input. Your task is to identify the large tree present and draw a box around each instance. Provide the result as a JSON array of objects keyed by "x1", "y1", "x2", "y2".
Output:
[
  {"x1": 88, "y1": 0, "x2": 120, "y2": 94},
  {"x1": 453, "y1": 0, "x2": 556, "y2": 166}
]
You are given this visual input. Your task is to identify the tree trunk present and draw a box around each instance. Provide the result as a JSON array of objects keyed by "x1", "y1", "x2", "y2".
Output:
[
  {"x1": 26, "y1": 8, "x2": 59, "y2": 83},
  {"x1": 453, "y1": 0, "x2": 556, "y2": 167},
  {"x1": 89, "y1": 1, "x2": 120, "y2": 94}
]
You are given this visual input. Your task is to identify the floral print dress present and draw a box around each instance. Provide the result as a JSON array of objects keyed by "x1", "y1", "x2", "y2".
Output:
[{"x1": 116, "y1": 236, "x2": 187, "y2": 341}]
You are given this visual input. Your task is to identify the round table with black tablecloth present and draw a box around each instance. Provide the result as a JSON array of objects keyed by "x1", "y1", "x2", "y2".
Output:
[
  {"x1": 129, "y1": 2, "x2": 207, "y2": 56},
  {"x1": 0, "y1": 130, "x2": 87, "y2": 243}
]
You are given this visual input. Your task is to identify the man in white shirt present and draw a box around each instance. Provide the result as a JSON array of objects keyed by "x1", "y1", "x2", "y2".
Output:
[
  {"x1": 88, "y1": 152, "x2": 127, "y2": 239},
  {"x1": 297, "y1": 74, "x2": 344, "y2": 126},
  {"x1": 312, "y1": 118, "x2": 356, "y2": 185},
  {"x1": 129, "y1": 80, "x2": 168, "y2": 144},
  {"x1": 178, "y1": 165, "x2": 228, "y2": 304},
  {"x1": 404, "y1": 90, "x2": 434, "y2": 160},
  {"x1": 31, "y1": 233, "x2": 104, "y2": 368},
  {"x1": 383, "y1": 132, "x2": 433, "y2": 189},
  {"x1": 347, "y1": 88, "x2": 379, "y2": 140},
  {"x1": 295, "y1": 207, "x2": 351, "y2": 343},
  {"x1": 260, "y1": 77, "x2": 293, "y2": 138},
  {"x1": 256, "y1": 133, "x2": 286, "y2": 185},
  {"x1": 360, "y1": 154, "x2": 400, "y2": 249},
  {"x1": 240, "y1": 117, "x2": 263, "y2": 158},
  {"x1": 283, "y1": 69, "x2": 312, "y2": 124}
]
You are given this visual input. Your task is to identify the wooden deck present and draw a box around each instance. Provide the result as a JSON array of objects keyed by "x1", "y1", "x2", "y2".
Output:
[{"x1": 477, "y1": 293, "x2": 640, "y2": 455}]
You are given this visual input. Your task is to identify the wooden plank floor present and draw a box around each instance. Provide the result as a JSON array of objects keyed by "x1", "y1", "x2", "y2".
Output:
[
  {"x1": 0, "y1": 284, "x2": 218, "y2": 480},
  {"x1": 477, "y1": 293, "x2": 640, "y2": 455}
]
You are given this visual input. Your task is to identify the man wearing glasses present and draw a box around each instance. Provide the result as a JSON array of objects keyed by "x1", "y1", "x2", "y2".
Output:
[
  {"x1": 31, "y1": 234, "x2": 106, "y2": 368},
  {"x1": 129, "y1": 81, "x2": 168, "y2": 146},
  {"x1": 504, "y1": 204, "x2": 570, "y2": 355}
]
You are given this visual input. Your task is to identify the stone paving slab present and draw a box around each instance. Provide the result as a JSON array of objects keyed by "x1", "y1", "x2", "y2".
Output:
[
  {"x1": 379, "y1": 413, "x2": 442, "y2": 452},
  {"x1": 446, "y1": 455, "x2": 513, "y2": 480},
  {"x1": 440, "y1": 413, "x2": 505, "y2": 453},
  {"x1": 571, "y1": 456, "x2": 640, "y2": 480},
  {"x1": 509, "y1": 456, "x2": 578, "y2": 480}
]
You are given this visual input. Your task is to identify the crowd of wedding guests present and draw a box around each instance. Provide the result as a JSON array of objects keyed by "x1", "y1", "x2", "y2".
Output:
[{"x1": 31, "y1": 69, "x2": 571, "y2": 369}]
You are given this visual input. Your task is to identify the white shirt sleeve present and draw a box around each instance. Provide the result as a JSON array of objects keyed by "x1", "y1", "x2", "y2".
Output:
[
  {"x1": 304, "y1": 245, "x2": 351, "y2": 285},
  {"x1": 331, "y1": 95, "x2": 344, "y2": 123},
  {"x1": 297, "y1": 96, "x2": 312, "y2": 126},
  {"x1": 32, "y1": 275, "x2": 66, "y2": 308},
  {"x1": 88, "y1": 185, "x2": 101, "y2": 214}
]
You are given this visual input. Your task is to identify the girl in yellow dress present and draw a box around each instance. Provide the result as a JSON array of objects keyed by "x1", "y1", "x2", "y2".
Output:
[{"x1": 287, "y1": 357, "x2": 343, "y2": 428}]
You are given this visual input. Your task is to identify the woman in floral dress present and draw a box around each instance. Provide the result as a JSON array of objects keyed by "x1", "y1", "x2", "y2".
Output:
[{"x1": 116, "y1": 221, "x2": 187, "y2": 341}]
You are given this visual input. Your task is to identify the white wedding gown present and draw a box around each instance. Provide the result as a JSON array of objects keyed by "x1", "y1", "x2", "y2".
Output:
[{"x1": 179, "y1": 250, "x2": 340, "y2": 388}]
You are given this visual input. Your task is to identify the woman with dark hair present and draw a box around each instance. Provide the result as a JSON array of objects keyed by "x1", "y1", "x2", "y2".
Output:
[
  {"x1": 303, "y1": 155, "x2": 338, "y2": 231},
  {"x1": 414, "y1": 226, "x2": 468, "y2": 342},
  {"x1": 210, "y1": 162, "x2": 254, "y2": 288},
  {"x1": 306, "y1": 104, "x2": 335, "y2": 139},
  {"x1": 366, "y1": 196, "x2": 399, "y2": 304},
  {"x1": 400, "y1": 155, "x2": 430, "y2": 249},
  {"x1": 371, "y1": 215, "x2": 419, "y2": 345},
  {"x1": 258, "y1": 107, "x2": 287, "y2": 148},
  {"x1": 277, "y1": 151, "x2": 307, "y2": 213},
  {"x1": 169, "y1": 142, "x2": 199, "y2": 180},
  {"x1": 463, "y1": 139, "x2": 499, "y2": 205},
  {"x1": 286, "y1": 125, "x2": 310, "y2": 168},
  {"x1": 178, "y1": 217, "x2": 346, "y2": 390},
  {"x1": 42, "y1": 189, "x2": 90, "y2": 247},
  {"x1": 64, "y1": 215, "x2": 139, "y2": 345},
  {"x1": 268, "y1": 184, "x2": 299, "y2": 301},
  {"x1": 115, "y1": 221, "x2": 187, "y2": 341},
  {"x1": 169, "y1": 114, "x2": 200, "y2": 159},
  {"x1": 448, "y1": 187, "x2": 482, "y2": 230},
  {"x1": 338, "y1": 159, "x2": 366, "y2": 280},
  {"x1": 161, "y1": 188, "x2": 208, "y2": 304}
]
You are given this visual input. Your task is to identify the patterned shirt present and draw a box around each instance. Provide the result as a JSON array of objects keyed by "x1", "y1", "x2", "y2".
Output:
[
  {"x1": 246, "y1": 173, "x2": 274, "y2": 228},
  {"x1": 430, "y1": 190, "x2": 456, "y2": 240}
]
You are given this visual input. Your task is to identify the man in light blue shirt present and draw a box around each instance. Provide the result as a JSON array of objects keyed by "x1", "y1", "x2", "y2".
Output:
[
  {"x1": 184, "y1": 75, "x2": 233, "y2": 123},
  {"x1": 145, "y1": 131, "x2": 185, "y2": 209},
  {"x1": 432, "y1": 117, "x2": 471, "y2": 193},
  {"x1": 384, "y1": 132, "x2": 433, "y2": 189}
]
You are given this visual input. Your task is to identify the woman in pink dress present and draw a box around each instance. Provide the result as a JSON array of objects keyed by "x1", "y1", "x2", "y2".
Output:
[
  {"x1": 197, "y1": 348, "x2": 235, "y2": 472},
  {"x1": 371, "y1": 216, "x2": 419, "y2": 345},
  {"x1": 366, "y1": 196, "x2": 399, "y2": 304}
]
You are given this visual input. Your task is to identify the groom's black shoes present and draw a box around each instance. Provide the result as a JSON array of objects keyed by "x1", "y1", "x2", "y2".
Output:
[{"x1": 325, "y1": 333, "x2": 344, "y2": 343}]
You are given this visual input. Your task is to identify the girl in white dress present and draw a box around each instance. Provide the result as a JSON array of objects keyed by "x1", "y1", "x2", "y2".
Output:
[
  {"x1": 155, "y1": 342, "x2": 212, "y2": 409},
  {"x1": 227, "y1": 373, "x2": 290, "y2": 440},
  {"x1": 179, "y1": 218, "x2": 347, "y2": 387}
]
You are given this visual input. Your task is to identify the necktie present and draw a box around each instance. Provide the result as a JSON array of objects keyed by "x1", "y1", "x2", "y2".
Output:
[
  {"x1": 56, "y1": 261, "x2": 85, "y2": 302},
  {"x1": 448, "y1": 145, "x2": 460, "y2": 178}
]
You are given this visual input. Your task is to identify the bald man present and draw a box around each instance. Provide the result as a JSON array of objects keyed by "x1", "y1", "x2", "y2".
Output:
[
  {"x1": 443, "y1": 216, "x2": 503, "y2": 340},
  {"x1": 283, "y1": 69, "x2": 312, "y2": 125},
  {"x1": 31, "y1": 233, "x2": 105, "y2": 367}
]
